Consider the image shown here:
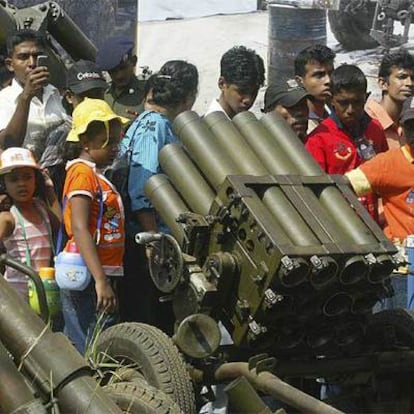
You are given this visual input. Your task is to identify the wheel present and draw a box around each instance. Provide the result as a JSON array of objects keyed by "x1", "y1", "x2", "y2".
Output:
[
  {"x1": 105, "y1": 381, "x2": 182, "y2": 414},
  {"x1": 328, "y1": 1, "x2": 378, "y2": 50},
  {"x1": 95, "y1": 322, "x2": 196, "y2": 414}
]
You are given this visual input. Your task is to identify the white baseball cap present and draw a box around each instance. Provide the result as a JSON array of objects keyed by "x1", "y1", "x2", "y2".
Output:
[{"x1": 0, "y1": 147, "x2": 40, "y2": 175}]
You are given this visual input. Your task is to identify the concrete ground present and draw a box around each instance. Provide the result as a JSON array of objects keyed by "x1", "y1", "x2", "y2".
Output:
[{"x1": 137, "y1": 9, "x2": 414, "y2": 116}]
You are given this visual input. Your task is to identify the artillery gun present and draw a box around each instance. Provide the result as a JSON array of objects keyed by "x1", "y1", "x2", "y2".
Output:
[{"x1": 93, "y1": 110, "x2": 414, "y2": 413}]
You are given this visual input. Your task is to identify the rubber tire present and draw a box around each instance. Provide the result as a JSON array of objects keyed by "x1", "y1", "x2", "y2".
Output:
[
  {"x1": 328, "y1": 1, "x2": 378, "y2": 50},
  {"x1": 95, "y1": 322, "x2": 196, "y2": 414},
  {"x1": 105, "y1": 381, "x2": 182, "y2": 414}
]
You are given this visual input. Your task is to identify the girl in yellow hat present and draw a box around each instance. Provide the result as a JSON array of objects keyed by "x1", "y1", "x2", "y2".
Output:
[{"x1": 60, "y1": 98, "x2": 128, "y2": 354}]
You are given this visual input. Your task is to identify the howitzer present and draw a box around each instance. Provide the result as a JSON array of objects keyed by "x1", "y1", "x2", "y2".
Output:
[
  {"x1": 145, "y1": 110, "x2": 396, "y2": 356},
  {"x1": 0, "y1": 255, "x2": 124, "y2": 413},
  {"x1": 136, "y1": 110, "x2": 414, "y2": 412}
]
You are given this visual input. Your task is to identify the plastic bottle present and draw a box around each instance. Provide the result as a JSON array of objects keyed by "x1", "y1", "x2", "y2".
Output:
[
  {"x1": 55, "y1": 242, "x2": 91, "y2": 291},
  {"x1": 28, "y1": 267, "x2": 61, "y2": 317}
]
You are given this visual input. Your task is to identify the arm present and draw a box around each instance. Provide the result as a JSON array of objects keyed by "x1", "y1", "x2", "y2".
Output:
[
  {"x1": 70, "y1": 195, "x2": 116, "y2": 312},
  {"x1": 0, "y1": 67, "x2": 49, "y2": 148},
  {"x1": 0, "y1": 212, "x2": 15, "y2": 241}
]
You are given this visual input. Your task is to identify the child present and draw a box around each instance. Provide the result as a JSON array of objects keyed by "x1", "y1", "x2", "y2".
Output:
[
  {"x1": 305, "y1": 64, "x2": 388, "y2": 223},
  {"x1": 61, "y1": 98, "x2": 128, "y2": 354},
  {"x1": 0, "y1": 147, "x2": 58, "y2": 299},
  {"x1": 205, "y1": 46, "x2": 265, "y2": 119},
  {"x1": 119, "y1": 60, "x2": 198, "y2": 333}
]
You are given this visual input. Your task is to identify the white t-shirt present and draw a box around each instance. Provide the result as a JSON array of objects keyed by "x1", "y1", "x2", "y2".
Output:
[
  {"x1": 204, "y1": 98, "x2": 231, "y2": 119},
  {"x1": 0, "y1": 79, "x2": 68, "y2": 158}
]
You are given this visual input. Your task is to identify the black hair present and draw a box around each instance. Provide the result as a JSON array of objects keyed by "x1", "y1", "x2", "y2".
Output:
[
  {"x1": 220, "y1": 46, "x2": 265, "y2": 88},
  {"x1": 6, "y1": 29, "x2": 45, "y2": 57},
  {"x1": 0, "y1": 168, "x2": 48, "y2": 204},
  {"x1": 331, "y1": 64, "x2": 367, "y2": 95},
  {"x1": 294, "y1": 44, "x2": 336, "y2": 77},
  {"x1": 145, "y1": 60, "x2": 199, "y2": 107},
  {"x1": 378, "y1": 48, "x2": 414, "y2": 80}
]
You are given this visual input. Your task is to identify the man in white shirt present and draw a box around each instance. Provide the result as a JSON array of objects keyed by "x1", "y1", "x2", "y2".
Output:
[
  {"x1": 205, "y1": 46, "x2": 265, "y2": 119},
  {"x1": 0, "y1": 29, "x2": 67, "y2": 159}
]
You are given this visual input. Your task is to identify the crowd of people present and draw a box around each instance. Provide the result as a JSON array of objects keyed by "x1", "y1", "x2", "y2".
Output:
[{"x1": 0, "y1": 27, "x2": 414, "y2": 356}]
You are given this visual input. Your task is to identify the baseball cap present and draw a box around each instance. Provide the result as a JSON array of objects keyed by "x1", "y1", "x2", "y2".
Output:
[
  {"x1": 67, "y1": 98, "x2": 129, "y2": 142},
  {"x1": 67, "y1": 60, "x2": 107, "y2": 94},
  {"x1": 96, "y1": 37, "x2": 135, "y2": 72},
  {"x1": 264, "y1": 79, "x2": 310, "y2": 112},
  {"x1": 0, "y1": 147, "x2": 39, "y2": 174},
  {"x1": 400, "y1": 96, "x2": 414, "y2": 124}
]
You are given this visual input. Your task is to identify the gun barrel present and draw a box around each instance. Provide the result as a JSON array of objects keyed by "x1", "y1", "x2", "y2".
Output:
[
  {"x1": 159, "y1": 143, "x2": 215, "y2": 216},
  {"x1": 144, "y1": 174, "x2": 188, "y2": 244}
]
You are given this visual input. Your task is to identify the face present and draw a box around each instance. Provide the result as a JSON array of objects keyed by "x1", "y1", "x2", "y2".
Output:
[
  {"x1": 297, "y1": 61, "x2": 333, "y2": 103},
  {"x1": 6, "y1": 41, "x2": 44, "y2": 85},
  {"x1": 332, "y1": 89, "x2": 367, "y2": 130},
  {"x1": 85, "y1": 121, "x2": 122, "y2": 167},
  {"x1": 108, "y1": 57, "x2": 136, "y2": 89},
  {"x1": 380, "y1": 66, "x2": 414, "y2": 102},
  {"x1": 4, "y1": 167, "x2": 36, "y2": 203},
  {"x1": 274, "y1": 98, "x2": 309, "y2": 141},
  {"x1": 219, "y1": 78, "x2": 259, "y2": 118}
]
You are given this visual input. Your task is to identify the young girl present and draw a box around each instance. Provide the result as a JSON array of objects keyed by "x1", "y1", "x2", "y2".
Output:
[
  {"x1": 61, "y1": 98, "x2": 128, "y2": 354},
  {"x1": 119, "y1": 60, "x2": 198, "y2": 333},
  {"x1": 0, "y1": 147, "x2": 59, "y2": 299}
]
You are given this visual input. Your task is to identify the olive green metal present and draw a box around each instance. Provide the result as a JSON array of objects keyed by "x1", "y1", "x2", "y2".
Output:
[
  {"x1": 144, "y1": 174, "x2": 188, "y2": 244},
  {"x1": 0, "y1": 341, "x2": 46, "y2": 414},
  {"x1": 260, "y1": 111, "x2": 377, "y2": 245},
  {"x1": 159, "y1": 143, "x2": 215, "y2": 216},
  {"x1": 203, "y1": 111, "x2": 319, "y2": 247},
  {"x1": 204, "y1": 111, "x2": 271, "y2": 176},
  {"x1": 174, "y1": 314, "x2": 222, "y2": 359},
  {"x1": 173, "y1": 111, "x2": 240, "y2": 189},
  {"x1": 233, "y1": 111, "x2": 353, "y2": 246},
  {"x1": 0, "y1": 262, "x2": 123, "y2": 414},
  {"x1": 173, "y1": 111, "x2": 296, "y2": 246},
  {"x1": 225, "y1": 376, "x2": 274, "y2": 414},
  {"x1": 46, "y1": 1, "x2": 97, "y2": 61}
]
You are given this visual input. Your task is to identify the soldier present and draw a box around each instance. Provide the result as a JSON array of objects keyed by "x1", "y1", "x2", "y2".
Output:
[
  {"x1": 205, "y1": 45, "x2": 265, "y2": 119},
  {"x1": 263, "y1": 78, "x2": 310, "y2": 142},
  {"x1": 0, "y1": 29, "x2": 68, "y2": 158},
  {"x1": 294, "y1": 44, "x2": 336, "y2": 134},
  {"x1": 96, "y1": 36, "x2": 146, "y2": 123},
  {"x1": 365, "y1": 48, "x2": 414, "y2": 149}
]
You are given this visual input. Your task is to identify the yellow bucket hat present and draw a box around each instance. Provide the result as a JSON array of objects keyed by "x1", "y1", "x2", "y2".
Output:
[{"x1": 67, "y1": 98, "x2": 129, "y2": 142}]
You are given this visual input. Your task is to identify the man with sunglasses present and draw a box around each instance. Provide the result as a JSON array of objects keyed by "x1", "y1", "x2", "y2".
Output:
[{"x1": 96, "y1": 37, "x2": 146, "y2": 123}]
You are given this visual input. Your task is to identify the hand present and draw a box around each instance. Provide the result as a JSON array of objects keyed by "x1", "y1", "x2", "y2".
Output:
[
  {"x1": 95, "y1": 279, "x2": 117, "y2": 313},
  {"x1": 21, "y1": 66, "x2": 49, "y2": 100}
]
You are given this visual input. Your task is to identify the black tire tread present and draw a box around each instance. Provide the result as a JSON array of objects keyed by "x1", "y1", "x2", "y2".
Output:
[
  {"x1": 105, "y1": 381, "x2": 183, "y2": 414},
  {"x1": 96, "y1": 322, "x2": 196, "y2": 414}
]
